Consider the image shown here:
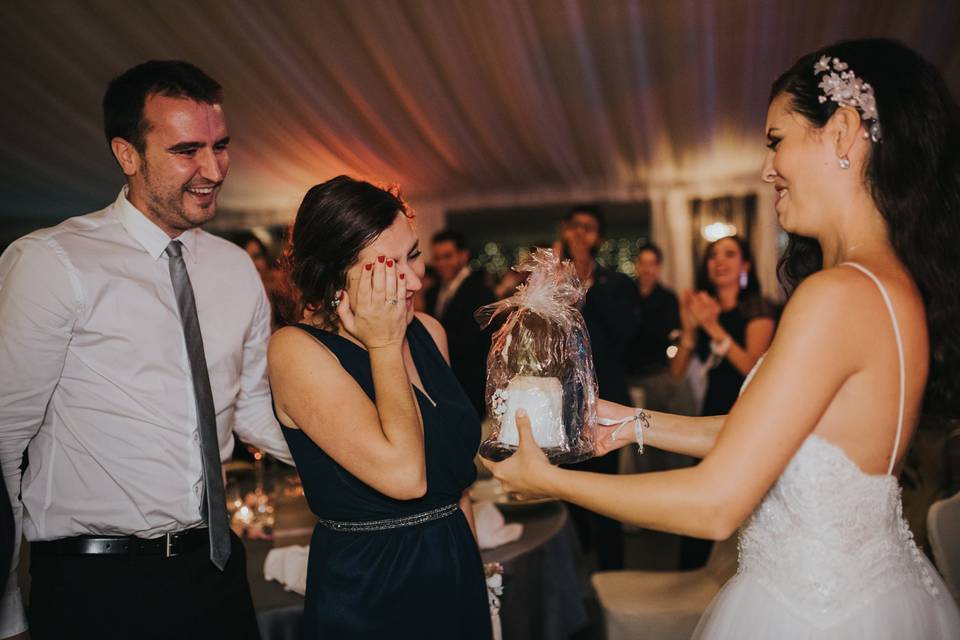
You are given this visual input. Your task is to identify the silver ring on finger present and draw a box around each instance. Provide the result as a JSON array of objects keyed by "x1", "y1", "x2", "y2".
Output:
[{"x1": 387, "y1": 298, "x2": 399, "y2": 305}]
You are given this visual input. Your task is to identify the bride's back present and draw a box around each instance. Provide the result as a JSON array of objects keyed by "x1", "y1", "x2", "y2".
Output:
[
  {"x1": 808, "y1": 260, "x2": 929, "y2": 476},
  {"x1": 693, "y1": 37, "x2": 960, "y2": 639},
  {"x1": 717, "y1": 260, "x2": 944, "y2": 633}
]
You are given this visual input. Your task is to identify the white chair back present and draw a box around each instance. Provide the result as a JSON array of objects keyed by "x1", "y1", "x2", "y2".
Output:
[{"x1": 927, "y1": 489, "x2": 960, "y2": 605}]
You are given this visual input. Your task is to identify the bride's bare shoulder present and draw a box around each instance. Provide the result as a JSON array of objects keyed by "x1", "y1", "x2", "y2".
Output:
[
  {"x1": 777, "y1": 264, "x2": 926, "y2": 360},
  {"x1": 778, "y1": 268, "x2": 867, "y2": 321}
]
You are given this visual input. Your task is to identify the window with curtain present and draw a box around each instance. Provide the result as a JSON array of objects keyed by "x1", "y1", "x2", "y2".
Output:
[
  {"x1": 446, "y1": 201, "x2": 652, "y2": 280},
  {"x1": 689, "y1": 194, "x2": 758, "y2": 267}
]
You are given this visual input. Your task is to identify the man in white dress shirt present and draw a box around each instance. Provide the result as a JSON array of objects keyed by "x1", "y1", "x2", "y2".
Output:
[{"x1": 0, "y1": 61, "x2": 291, "y2": 639}]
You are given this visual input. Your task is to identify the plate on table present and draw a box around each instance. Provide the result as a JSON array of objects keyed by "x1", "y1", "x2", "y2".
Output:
[{"x1": 469, "y1": 478, "x2": 556, "y2": 511}]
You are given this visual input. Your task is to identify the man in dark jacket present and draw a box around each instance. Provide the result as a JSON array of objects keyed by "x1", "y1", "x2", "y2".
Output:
[
  {"x1": 560, "y1": 205, "x2": 641, "y2": 571},
  {"x1": 425, "y1": 230, "x2": 496, "y2": 416},
  {"x1": 626, "y1": 242, "x2": 691, "y2": 413}
]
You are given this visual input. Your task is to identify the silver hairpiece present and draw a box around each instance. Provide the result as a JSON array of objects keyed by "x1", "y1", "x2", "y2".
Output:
[{"x1": 814, "y1": 55, "x2": 882, "y2": 143}]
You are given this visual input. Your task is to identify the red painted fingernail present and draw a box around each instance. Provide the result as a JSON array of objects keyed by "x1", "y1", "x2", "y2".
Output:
[
  {"x1": 399, "y1": 273, "x2": 405, "y2": 280},
  {"x1": 365, "y1": 263, "x2": 372, "y2": 271},
  {"x1": 386, "y1": 259, "x2": 394, "y2": 267},
  {"x1": 378, "y1": 255, "x2": 385, "y2": 263}
]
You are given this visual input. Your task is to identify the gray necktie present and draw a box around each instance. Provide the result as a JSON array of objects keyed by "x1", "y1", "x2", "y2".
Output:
[{"x1": 165, "y1": 240, "x2": 231, "y2": 570}]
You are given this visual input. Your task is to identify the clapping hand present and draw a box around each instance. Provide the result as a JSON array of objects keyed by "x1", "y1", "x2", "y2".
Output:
[
  {"x1": 688, "y1": 291, "x2": 721, "y2": 331},
  {"x1": 481, "y1": 410, "x2": 554, "y2": 498},
  {"x1": 679, "y1": 290, "x2": 700, "y2": 331},
  {"x1": 337, "y1": 256, "x2": 408, "y2": 349}
]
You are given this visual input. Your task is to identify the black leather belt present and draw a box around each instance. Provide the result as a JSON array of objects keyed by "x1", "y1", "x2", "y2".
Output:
[{"x1": 31, "y1": 528, "x2": 209, "y2": 558}]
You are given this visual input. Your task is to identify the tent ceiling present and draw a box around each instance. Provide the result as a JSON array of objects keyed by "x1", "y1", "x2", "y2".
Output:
[{"x1": 1, "y1": 0, "x2": 958, "y2": 227}]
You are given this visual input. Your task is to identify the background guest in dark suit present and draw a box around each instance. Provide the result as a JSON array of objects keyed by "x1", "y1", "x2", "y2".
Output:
[
  {"x1": 425, "y1": 230, "x2": 496, "y2": 417},
  {"x1": 559, "y1": 205, "x2": 641, "y2": 571},
  {"x1": 625, "y1": 242, "x2": 696, "y2": 416}
]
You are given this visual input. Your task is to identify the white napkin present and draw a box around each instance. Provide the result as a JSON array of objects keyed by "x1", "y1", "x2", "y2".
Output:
[
  {"x1": 472, "y1": 500, "x2": 523, "y2": 549},
  {"x1": 263, "y1": 544, "x2": 309, "y2": 595}
]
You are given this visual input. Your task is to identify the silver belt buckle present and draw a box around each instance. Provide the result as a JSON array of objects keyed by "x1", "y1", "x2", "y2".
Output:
[{"x1": 164, "y1": 532, "x2": 177, "y2": 558}]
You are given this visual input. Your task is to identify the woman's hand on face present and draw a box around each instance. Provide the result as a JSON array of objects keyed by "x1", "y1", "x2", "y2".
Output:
[
  {"x1": 337, "y1": 256, "x2": 408, "y2": 349},
  {"x1": 481, "y1": 410, "x2": 555, "y2": 498}
]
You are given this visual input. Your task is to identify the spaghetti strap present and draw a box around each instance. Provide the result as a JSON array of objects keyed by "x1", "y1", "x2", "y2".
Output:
[{"x1": 839, "y1": 262, "x2": 906, "y2": 475}]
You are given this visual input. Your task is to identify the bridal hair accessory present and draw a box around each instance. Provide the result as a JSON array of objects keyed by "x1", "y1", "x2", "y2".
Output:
[
  {"x1": 814, "y1": 55, "x2": 882, "y2": 143},
  {"x1": 601, "y1": 409, "x2": 651, "y2": 454}
]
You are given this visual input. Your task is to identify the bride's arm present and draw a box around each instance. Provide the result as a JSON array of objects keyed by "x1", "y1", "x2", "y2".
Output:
[
  {"x1": 485, "y1": 270, "x2": 864, "y2": 540},
  {"x1": 596, "y1": 400, "x2": 725, "y2": 459}
]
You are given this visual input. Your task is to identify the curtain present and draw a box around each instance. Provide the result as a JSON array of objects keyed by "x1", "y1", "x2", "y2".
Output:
[{"x1": 1, "y1": 0, "x2": 957, "y2": 274}]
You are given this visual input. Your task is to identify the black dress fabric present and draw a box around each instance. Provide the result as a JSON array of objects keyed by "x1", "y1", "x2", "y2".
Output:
[
  {"x1": 626, "y1": 282, "x2": 681, "y2": 376},
  {"x1": 564, "y1": 265, "x2": 641, "y2": 571},
  {"x1": 681, "y1": 294, "x2": 776, "y2": 570},
  {"x1": 696, "y1": 293, "x2": 777, "y2": 416},
  {"x1": 280, "y1": 318, "x2": 491, "y2": 640}
]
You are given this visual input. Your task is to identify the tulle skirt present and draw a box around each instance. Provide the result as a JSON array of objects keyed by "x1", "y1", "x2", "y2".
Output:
[{"x1": 692, "y1": 569, "x2": 960, "y2": 640}]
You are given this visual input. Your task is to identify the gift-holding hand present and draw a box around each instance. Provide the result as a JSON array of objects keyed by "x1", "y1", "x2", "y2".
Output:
[
  {"x1": 337, "y1": 256, "x2": 408, "y2": 349},
  {"x1": 481, "y1": 409, "x2": 555, "y2": 498},
  {"x1": 591, "y1": 399, "x2": 638, "y2": 457}
]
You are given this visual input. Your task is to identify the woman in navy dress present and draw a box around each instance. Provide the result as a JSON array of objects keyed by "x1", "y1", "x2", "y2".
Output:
[{"x1": 268, "y1": 176, "x2": 491, "y2": 639}]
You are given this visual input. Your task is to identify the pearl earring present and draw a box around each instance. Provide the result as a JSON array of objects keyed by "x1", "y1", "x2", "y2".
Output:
[{"x1": 839, "y1": 156, "x2": 850, "y2": 170}]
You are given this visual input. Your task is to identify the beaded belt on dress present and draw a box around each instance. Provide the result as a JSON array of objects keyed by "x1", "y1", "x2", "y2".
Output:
[{"x1": 317, "y1": 503, "x2": 460, "y2": 532}]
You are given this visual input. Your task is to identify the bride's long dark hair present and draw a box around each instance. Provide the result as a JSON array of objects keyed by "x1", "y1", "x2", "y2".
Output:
[{"x1": 771, "y1": 39, "x2": 960, "y2": 416}]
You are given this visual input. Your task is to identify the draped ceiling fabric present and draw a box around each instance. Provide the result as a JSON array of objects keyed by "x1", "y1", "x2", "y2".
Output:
[{"x1": 2, "y1": 0, "x2": 959, "y2": 293}]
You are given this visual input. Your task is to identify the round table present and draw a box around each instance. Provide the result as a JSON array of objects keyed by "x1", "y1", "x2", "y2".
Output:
[{"x1": 246, "y1": 500, "x2": 587, "y2": 640}]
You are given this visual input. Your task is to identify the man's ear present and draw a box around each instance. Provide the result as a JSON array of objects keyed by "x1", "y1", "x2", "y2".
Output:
[{"x1": 110, "y1": 137, "x2": 141, "y2": 177}]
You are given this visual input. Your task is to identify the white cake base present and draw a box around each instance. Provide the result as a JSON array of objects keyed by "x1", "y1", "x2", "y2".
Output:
[{"x1": 497, "y1": 376, "x2": 565, "y2": 448}]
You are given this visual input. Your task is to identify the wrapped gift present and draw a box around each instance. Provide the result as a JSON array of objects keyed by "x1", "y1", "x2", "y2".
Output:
[{"x1": 477, "y1": 248, "x2": 598, "y2": 464}]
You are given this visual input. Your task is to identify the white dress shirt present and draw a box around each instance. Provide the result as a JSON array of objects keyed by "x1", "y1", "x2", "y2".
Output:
[{"x1": 0, "y1": 188, "x2": 292, "y2": 635}]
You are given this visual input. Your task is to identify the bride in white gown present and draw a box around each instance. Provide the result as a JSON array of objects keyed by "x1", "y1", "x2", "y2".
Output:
[{"x1": 483, "y1": 38, "x2": 960, "y2": 638}]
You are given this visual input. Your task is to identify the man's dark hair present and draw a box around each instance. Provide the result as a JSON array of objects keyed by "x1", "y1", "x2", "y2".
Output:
[
  {"x1": 637, "y1": 242, "x2": 663, "y2": 264},
  {"x1": 431, "y1": 229, "x2": 468, "y2": 252},
  {"x1": 103, "y1": 60, "x2": 222, "y2": 153},
  {"x1": 562, "y1": 204, "x2": 606, "y2": 236}
]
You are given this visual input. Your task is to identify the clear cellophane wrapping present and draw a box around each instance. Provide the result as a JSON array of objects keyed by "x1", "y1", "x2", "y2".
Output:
[{"x1": 476, "y1": 249, "x2": 598, "y2": 464}]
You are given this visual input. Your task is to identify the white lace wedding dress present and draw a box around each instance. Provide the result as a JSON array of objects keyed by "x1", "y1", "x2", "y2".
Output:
[{"x1": 692, "y1": 263, "x2": 960, "y2": 639}]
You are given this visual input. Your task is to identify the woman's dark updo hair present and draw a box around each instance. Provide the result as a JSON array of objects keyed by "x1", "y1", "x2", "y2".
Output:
[
  {"x1": 281, "y1": 175, "x2": 410, "y2": 329},
  {"x1": 771, "y1": 39, "x2": 960, "y2": 415}
]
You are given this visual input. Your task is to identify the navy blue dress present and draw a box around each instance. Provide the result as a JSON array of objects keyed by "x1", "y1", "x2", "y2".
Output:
[{"x1": 281, "y1": 318, "x2": 491, "y2": 639}]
